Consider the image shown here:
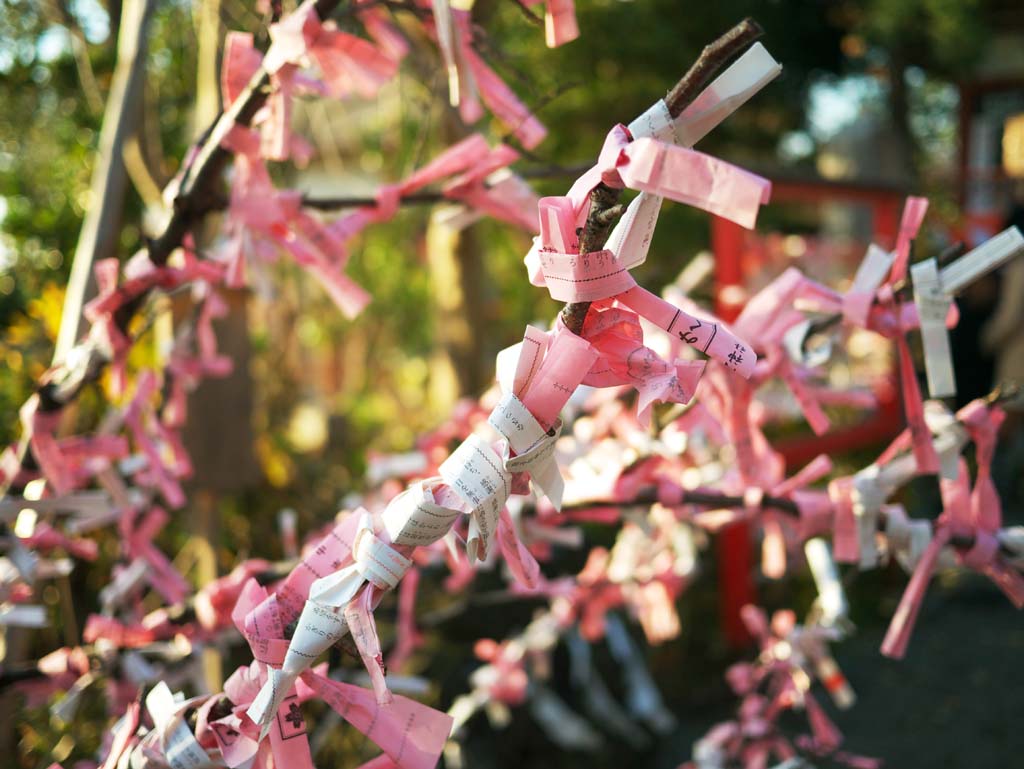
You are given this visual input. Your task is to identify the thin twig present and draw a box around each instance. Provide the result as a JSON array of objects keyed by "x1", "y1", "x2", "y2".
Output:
[
  {"x1": 553, "y1": 383, "x2": 1022, "y2": 557},
  {"x1": 299, "y1": 162, "x2": 592, "y2": 210},
  {"x1": 801, "y1": 241, "x2": 967, "y2": 348}
]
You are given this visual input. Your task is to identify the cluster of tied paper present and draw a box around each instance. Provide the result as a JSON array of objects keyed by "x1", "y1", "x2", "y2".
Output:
[{"x1": 6, "y1": 4, "x2": 1024, "y2": 769}]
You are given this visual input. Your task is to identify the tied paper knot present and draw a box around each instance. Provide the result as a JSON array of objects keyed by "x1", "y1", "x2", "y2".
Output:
[
  {"x1": 959, "y1": 530, "x2": 1000, "y2": 571},
  {"x1": 471, "y1": 638, "x2": 529, "y2": 705},
  {"x1": 373, "y1": 183, "x2": 403, "y2": 223},
  {"x1": 529, "y1": 195, "x2": 756, "y2": 380},
  {"x1": 352, "y1": 521, "x2": 413, "y2": 592},
  {"x1": 606, "y1": 45, "x2": 781, "y2": 274},
  {"x1": 959, "y1": 398, "x2": 1003, "y2": 525},
  {"x1": 577, "y1": 305, "x2": 706, "y2": 425},
  {"x1": 247, "y1": 512, "x2": 402, "y2": 729},
  {"x1": 20, "y1": 395, "x2": 73, "y2": 497},
  {"x1": 569, "y1": 124, "x2": 772, "y2": 230},
  {"x1": 488, "y1": 392, "x2": 564, "y2": 510},
  {"x1": 739, "y1": 606, "x2": 846, "y2": 755},
  {"x1": 882, "y1": 454, "x2": 1024, "y2": 659},
  {"x1": 537, "y1": 248, "x2": 636, "y2": 303},
  {"x1": 220, "y1": 579, "x2": 451, "y2": 769},
  {"x1": 440, "y1": 434, "x2": 512, "y2": 562}
]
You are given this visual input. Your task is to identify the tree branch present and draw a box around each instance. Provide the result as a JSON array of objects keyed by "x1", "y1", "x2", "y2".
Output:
[
  {"x1": 0, "y1": 0, "x2": 348, "y2": 500},
  {"x1": 560, "y1": 18, "x2": 764, "y2": 335},
  {"x1": 54, "y1": 0, "x2": 157, "y2": 365}
]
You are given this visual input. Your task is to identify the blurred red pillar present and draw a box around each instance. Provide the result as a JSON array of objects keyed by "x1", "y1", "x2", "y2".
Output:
[
  {"x1": 711, "y1": 215, "x2": 756, "y2": 648},
  {"x1": 709, "y1": 182, "x2": 905, "y2": 648}
]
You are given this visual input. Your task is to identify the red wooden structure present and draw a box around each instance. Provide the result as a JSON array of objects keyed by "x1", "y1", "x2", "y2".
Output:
[{"x1": 711, "y1": 174, "x2": 905, "y2": 647}]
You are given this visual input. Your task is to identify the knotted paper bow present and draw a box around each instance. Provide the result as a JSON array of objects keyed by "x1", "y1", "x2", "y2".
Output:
[
  {"x1": 208, "y1": 578, "x2": 452, "y2": 769},
  {"x1": 740, "y1": 606, "x2": 844, "y2": 753},
  {"x1": 598, "y1": 43, "x2": 782, "y2": 273},
  {"x1": 248, "y1": 487, "x2": 464, "y2": 734},
  {"x1": 882, "y1": 404, "x2": 1024, "y2": 658},
  {"x1": 123, "y1": 371, "x2": 189, "y2": 509},
  {"x1": 328, "y1": 133, "x2": 536, "y2": 246},
  {"x1": 490, "y1": 322, "x2": 599, "y2": 510},
  {"x1": 528, "y1": 194, "x2": 759, "y2": 379},
  {"x1": 219, "y1": 124, "x2": 372, "y2": 318}
]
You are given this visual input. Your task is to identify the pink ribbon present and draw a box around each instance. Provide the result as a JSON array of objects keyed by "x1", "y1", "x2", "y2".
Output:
[
  {"x1": 577, "y1": 304, "x2": 706, "y2": 426},
  {"x1": 123, "y1": 371, "x2": 187, "y2": 508},
  {"x1": 472, "y1": 638, "x2": 529, "y2": 705},
  {"x1": 532, "y1": 195, "x2": 757, "y2": 380},
  {"x1": 328, "y1": 134, "x2": 532, "y2": 246},
  {"x1": 119, "y1": 505, "x2": 191, "y2": 605},
  {"x1": 20, "y1": 395, "x2": 73, "y2": 496},
  {"x1": 448, "y1": 9, "x2": 548, "y2": 149},
  {"x1": 882, "y1": 437, "x2": 1024, "y2": 658},
  {"x1": 226, "y1": 578, "x2": 451, "y2": 769},
  {"x1": 520, "y1": 0, "x2": 579, "y2": 47}
]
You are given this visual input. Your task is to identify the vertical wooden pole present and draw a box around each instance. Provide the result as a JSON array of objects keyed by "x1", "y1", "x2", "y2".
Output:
[
  {"x1": 54, "y1": 0, "x2": 156, "y2": 363},
  {"x1": 186, "y1": 0, "x2": 228, "y2": 694},
  {"x1": 711, "y1": 214, "x2": 756, "y2": 648}
]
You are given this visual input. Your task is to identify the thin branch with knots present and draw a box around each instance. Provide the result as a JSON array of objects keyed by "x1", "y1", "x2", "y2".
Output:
[{"x1": 560, "y1": 17, "x2": 764, "y2": 335}]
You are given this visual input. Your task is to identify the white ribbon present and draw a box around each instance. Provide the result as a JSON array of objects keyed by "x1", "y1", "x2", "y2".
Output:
[
  {"x1": 488, "y1": 392, "x2": 565, "y2": 509},
  {"x1": 248, "y1": 511, "x2": 411, "y2": 734},
  {"x1": 439, "y1": 434, "x2": 512, "y2": 561}
]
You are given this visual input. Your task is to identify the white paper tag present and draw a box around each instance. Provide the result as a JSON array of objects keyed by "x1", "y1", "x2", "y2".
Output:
[
  {"x1": 488, "y1": 394, "x2": 565, "y2": 507},
  {"x1": 804, "y1": 538, "x2": 847, "y2": 623},
  {"x1": 145, "y1": 682, "x2": 214, "y2": 769},
  {"x1": 610, "y1": 45, "x2": 781, "y2": 273},
  {"x1": 851, "y1": 467, "x2": 885, "y2": 569},
  {"x1": 911, "y1": 258, "x2": 956, "y2": 398},
  {"x1": 382, "y1": 480, "x2": 461, "y2": 547},
  {"x1": 100, "y1": 557, "x2": 150, "y2": 611},
  {"x1": 353, "y1": 527, "x2": 412, "y2": 590},
  {"x1": 626, "y1": 100, "x2": 675, "y2": 142},
  {"x1": 489, "y1": 392, "x2": 548, "y2": 452},
  {"x1": 605, "y1": 191, "x2": 664, "y2": 271},
  {"x1": 0, "y1": 603, "x2": 47, "y2": 627},
  {"x1": 6, "y1": 542, "x2": 38, "y2": 583},
  {"x1": 51, "y1": 671, "x2": 95, "y2": 723},
  {"x1": 940, "y1": 225, "x2": 1024, "y2": 295},
  {"x1": 851, "y1": 243, "x2": 894, "y2": 294},
  {"x1": 670, "y1": 42, "x2": 782, "y2": 148},
  {"x1": 440, "y1": 434, "x2": 512, "y2": 560}
]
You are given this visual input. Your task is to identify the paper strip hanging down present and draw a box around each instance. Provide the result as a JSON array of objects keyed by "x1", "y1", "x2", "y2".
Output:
[
  {"x1": 607, "y1": 42, "x2": 781, "y2": 271},
  {"x1": 843, "y1": 243, "x2": 893, "y2": 326},
  {"x1": 439, "y1": 433, "x2": 512, "y2": 561},
  {"x1": 247, "y1": 511, "x2": 412, "y2": 735},
  {"x1": 910, "y1": 225, "x2": 1024, "y2": 398},
  {"x1": 911, "y1": 258, "x2": 956, "y2": 398},
  {"x1": 804, "y1": 538, "x2": 848, "y2": 627}
]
